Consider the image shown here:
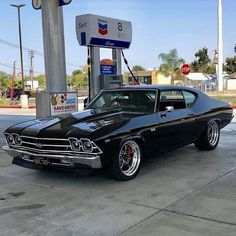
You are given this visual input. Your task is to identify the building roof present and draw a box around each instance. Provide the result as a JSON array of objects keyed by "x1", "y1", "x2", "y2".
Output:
[{"x1": 186, "y1": 73, "x2": 211, "y2": 81}]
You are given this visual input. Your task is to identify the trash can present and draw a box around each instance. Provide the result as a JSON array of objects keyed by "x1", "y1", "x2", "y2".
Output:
[{"x1": 20, "y1": 94, "x2": 29, "y2": 109}]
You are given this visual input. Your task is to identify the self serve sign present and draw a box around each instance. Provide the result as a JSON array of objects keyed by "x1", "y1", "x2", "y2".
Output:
[{"x1": 76, "y1": 14, "x2": 132, "y2": 49}]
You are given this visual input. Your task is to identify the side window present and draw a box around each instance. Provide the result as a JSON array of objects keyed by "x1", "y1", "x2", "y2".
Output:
[
  {"x1": 159, "y1": 90, "x2": 186, "y2": 111},
  {"x1": 182, "y1": 90, "x2": 197, "y2": 108}
]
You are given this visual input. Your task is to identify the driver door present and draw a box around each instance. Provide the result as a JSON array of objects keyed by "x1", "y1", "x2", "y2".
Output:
[{"x1": 155, "y1": 90, "x2": 196, "y2": 152}]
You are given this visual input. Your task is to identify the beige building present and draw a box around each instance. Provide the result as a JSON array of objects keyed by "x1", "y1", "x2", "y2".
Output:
[{"x1": 124, "y1": 70, "x2": 175, "y2": 85}]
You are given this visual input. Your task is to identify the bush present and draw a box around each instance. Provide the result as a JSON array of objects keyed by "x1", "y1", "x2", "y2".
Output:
[
  {"x1": 0, "y1": 99, "x2": 9, "y2": 106},
  {"x1": 231, "y1": 99, "x2": 236, "y2": 106}
]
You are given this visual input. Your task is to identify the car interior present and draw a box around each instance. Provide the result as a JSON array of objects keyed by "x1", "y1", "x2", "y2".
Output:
[{"x1": 159, "y1": 90, "x2": 187, "y2": 112}]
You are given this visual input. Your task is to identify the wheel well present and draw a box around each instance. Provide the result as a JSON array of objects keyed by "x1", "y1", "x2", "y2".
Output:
[
  {"x1": 122, "y1": 136, "x2": 146, "y2": 156},
  {"x1": 208, "y1": 119, "x2": 221, "y2": 127}
]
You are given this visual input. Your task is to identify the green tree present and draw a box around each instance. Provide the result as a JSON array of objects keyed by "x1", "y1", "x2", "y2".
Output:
[
  {"x1": 224, "y1": 57, "x2": 236, "y2": 74},
  {"x1": 132, "y1": 65, "x2": 145, "y2": 72},
  {"x1": 0, "y1": 71, "x2": 11, "y2": 98},
  {"x1": 74, "y1": 74, "x2": 88, "y2": 87},
  {"x1": 191, "y1": 47, "x2": 212, "y2": 73},
  {"x1": 35, "y1": 74, "x2": 46, "y2": 89},
  {"x1": 158, "y1": 49, "x2": 185, "y2": 84},
  {"x1": 68, "y1": 67, "x2": 89, "y2": 90},
  {"x1": 72, "y1": 69, "x2": 82, "y2": 76}
]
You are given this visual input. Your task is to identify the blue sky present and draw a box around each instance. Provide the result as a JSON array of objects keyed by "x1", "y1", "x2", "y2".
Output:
[{"x1": 0, "y1": 0, "x2": 236, "y2": 76}]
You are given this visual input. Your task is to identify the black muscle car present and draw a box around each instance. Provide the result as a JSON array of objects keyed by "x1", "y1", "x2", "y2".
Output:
[{"x1": 2, "y1": 85, "x2": 234, "y2": 180}]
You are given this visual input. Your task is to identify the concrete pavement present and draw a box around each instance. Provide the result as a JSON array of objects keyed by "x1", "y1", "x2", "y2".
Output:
[{"x1": 0, "y1": 113, "x2": 236, "y2": 235}]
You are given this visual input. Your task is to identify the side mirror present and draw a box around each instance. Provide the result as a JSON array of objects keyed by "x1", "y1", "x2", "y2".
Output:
[
  {"x1": 165, "y1": 106, "x2": 174, "y2": 112},
  {"x1": 160, "y1": 106, "x2": 174, "y2": 118}
]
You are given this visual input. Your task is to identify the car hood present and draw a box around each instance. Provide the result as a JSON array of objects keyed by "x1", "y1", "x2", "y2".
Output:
[{"x1": 5, "y1": 109, "x2": 141, "y2": 140}]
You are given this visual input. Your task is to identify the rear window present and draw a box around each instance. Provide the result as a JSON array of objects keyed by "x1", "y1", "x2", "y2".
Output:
[
  {"x1": 159, "y1": 90, "x2": 186, "y2": 111},
  {"x1": 182, "y1": 90, "x2": 197, "y2": 108}
]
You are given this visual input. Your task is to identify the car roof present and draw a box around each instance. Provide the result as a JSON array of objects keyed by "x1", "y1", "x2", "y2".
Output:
[{"x1": 103, "y1": 85, "x2": 200, "y2": 93}]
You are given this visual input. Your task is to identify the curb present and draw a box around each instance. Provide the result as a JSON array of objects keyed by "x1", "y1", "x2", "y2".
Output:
[{"x1": 0, "y1": 105, "x2": 36, "y2": 109}]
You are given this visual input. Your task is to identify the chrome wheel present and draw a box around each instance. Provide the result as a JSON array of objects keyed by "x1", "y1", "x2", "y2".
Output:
[
  {"x1": 119, "y1": 140, "x2": 141, "y2": 177},
  {"x1": 208, "y1": 121, "x2": 219, "y2": 146},
  {"x1": 194, "y1": 120, "x2": 220, "y2": 150}
]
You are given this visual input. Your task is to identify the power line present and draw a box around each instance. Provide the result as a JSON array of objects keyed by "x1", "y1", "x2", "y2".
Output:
[
  {"x1": 0, "y1": 62, "x2": 44, "y2": 75},
  {"x1": 0, "y1": 38, "x2": 43, "y2": 56},
  {"x1": 0, "y1": 38, "x2": 84, "y2": 69},
  {"x1": 67, "y1": 62, "x2": 84, "y2": 68}
]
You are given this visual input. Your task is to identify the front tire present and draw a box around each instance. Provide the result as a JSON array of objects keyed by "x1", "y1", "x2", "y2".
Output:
[
  {"x1": 194, "y1": 120, "x2": 220, "y2": 150},
  {"x1": 110, "y1": 140, "x2": 142, "y2": 181}
]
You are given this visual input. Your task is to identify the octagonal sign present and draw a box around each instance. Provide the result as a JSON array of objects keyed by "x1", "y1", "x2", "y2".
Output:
[{"x1": 181, "y1": 64, "x2": 191, "y2": 76}]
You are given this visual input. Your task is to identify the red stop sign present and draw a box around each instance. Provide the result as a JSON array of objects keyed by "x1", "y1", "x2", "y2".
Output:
[{"x1": 180, "y1": 64, "x2": 191, "y2": 76}]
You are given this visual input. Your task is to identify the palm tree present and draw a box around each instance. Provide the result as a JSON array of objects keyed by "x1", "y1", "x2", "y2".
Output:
[{"x1": 158, "y1": 49, "x2": 185, "y2": 84}]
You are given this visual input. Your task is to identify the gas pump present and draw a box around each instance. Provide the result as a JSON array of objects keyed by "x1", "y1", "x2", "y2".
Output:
[
  {"x1": 99, "y1": 56, "x2": 122, "y2": 89},
  {"x1": 99, "y1": 75, "x2": 123, "y2": 89},
  {"x1": 76, "y1": 14, "x2": 132, "y2": 101}
]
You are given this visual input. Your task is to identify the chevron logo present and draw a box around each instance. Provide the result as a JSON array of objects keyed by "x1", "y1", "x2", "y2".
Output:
[{"x1": 98, "y1": 20, "x2": 108, "y2": 35}]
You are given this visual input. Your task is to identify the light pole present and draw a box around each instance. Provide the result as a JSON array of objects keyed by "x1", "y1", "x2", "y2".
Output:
[
  {"x1": 10, "y1": 4, "x2": 26, "y2": 94},
  {"x1": 217, "y1": 0, "x2": 223, "y2": 91}
]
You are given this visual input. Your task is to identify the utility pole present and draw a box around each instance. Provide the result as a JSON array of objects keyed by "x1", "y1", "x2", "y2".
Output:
[
  {"x1": 10, "y1": 4, "x2": 26, "y2": 94},
  {"x1": 218, "y1": 0, "x2": 223, "y2": 91},
  {"x1": 10, "y1": 61, "x2": 17, "y2": 101},
  {"x1": 29, "y1": 50, "x2": 35, "y2": 89}
]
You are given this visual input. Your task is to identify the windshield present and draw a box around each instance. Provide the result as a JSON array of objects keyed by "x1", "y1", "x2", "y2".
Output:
[{"x1": 86, "y1": 90, "x2": 157, "y2": 113}]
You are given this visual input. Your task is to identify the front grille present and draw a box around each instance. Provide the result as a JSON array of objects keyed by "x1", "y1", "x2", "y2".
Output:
[
  {"x1": 4, "y1": 133, "x2": 103, "y2": 156},
  {"x1": 20, "y1": 136, "x2": 71, "y2": 153}
]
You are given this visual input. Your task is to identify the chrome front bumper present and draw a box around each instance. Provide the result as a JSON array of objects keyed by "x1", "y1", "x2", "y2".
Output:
[{"x1": 2, "y1": 145, "x2": 102, "y2": 169}]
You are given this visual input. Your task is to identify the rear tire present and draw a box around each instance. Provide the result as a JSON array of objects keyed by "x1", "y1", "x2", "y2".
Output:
[
  {"x1": 194, "y1": 120, "x2": 220, "y2": 150},
  {"x1": 110, "y1": 140, "x2": 142, "y2": 181}
]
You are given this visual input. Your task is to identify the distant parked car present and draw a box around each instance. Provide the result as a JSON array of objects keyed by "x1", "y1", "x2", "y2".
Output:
[{"x1": 6, "y1": 88, "x2": 31, "y2": 100}]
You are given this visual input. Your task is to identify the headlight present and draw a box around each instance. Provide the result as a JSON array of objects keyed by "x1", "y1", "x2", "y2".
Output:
[
  {"x1": 14, "y1": 134, "x2": 22, "y2": 145},
  {"x1": 81, "y1": 139, "x2": 93, "y2": 153},
  {"x1": 68, "y1": 137, "x2": 102, "y2": 154},
  {"x1": 69, "y1": 138, "x2": 81, "y2": 151},
  {"x1": 6, "y1": 134, "x2": 15, "y2": 145},
  {"x1": 5, "y1": 134, "x2": 15, "y2": 145}
]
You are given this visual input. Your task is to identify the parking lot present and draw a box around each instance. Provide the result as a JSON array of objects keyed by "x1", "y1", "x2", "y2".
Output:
[{"x1": 0, "y1": 111, "x2": 236, "y2": 236}]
